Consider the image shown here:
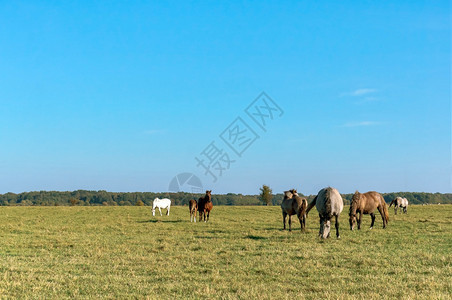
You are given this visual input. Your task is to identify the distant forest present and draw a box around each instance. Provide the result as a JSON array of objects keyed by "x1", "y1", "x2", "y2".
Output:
[{"x1": 0, "y1": 190, "x2": 450, "y2": 206}]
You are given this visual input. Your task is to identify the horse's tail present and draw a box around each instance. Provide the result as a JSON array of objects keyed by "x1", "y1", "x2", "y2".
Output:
[
  {"x1": 389, "y1": 199, "x2": 395, "y2": 207},
  {"x1": 299, "y1": 198, "x2": 308, "y2": 217},
  {"x1": 306, "y1": 196, "x2": 317, "y2": 216},
  {"x1": 382, "y1": 198, "x2": 389, "y2": 223}
]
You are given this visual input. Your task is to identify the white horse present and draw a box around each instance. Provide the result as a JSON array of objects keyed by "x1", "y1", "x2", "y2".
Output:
[
  {"x1": 389, "y1": 197, "x2": 408, "y2": 214},
  {"x1": 152, "y1": 198, "x2": 171, "y2": 216}
]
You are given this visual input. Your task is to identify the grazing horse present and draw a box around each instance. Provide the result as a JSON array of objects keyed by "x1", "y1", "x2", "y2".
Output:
[
  {"x1": 152, "y1": 198, "x2": 171, "y2": 216},
  {"x1": 349, "y1": 191, "x2": 389, "y2": 230},
  {"x1": 198, "y1": 190, "x2": 213, "y2": 222},
  {"x1": 389, "y1": 197, "x2": 408, "y2": 214},
  {"x1": 189, "y1": 199, "x2": 198, "y2": 222},
  {"x1": 280, "y1": 189, "x2": 308, "y2": 232},
  {"x1": 306, "y1": 187, "x2": 344, "y2": 239}
]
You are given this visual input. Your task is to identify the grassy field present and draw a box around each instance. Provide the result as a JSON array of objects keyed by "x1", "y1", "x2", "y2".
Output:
[{"x1": 0, "y1": 205, "x2": 450, "y2": 299}]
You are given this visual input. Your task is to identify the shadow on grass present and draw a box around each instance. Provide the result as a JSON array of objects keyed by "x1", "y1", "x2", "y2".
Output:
[
  {"x1": 245, "y1": 234, "x2": 268, "y2": 240},
  {"x1": 137, "y1": 219, "x2": 184, "y2": 223}
]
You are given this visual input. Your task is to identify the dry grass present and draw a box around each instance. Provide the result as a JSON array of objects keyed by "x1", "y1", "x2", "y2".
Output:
[{"x1": 0, "y1": 205, "x2": 451, "y2": 299}]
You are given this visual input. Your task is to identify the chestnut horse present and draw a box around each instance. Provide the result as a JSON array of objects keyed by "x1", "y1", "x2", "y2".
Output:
[
  {"x1": 198, "y1": 190, "x2": 213, "y2": 222},
  {"x1": 349, "y1": 191, "x2": 389, "y2": 230},
  {"x1": 189, "y1": 199, "x2": 198, "y2": 222},
  {"x1": 280, "y1": 189, "x2": 308, "y2": 232}
]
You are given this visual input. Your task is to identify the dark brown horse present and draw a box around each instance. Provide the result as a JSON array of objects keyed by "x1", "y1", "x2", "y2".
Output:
[
  {"x1": 349, "y1": 191, "x2": 389, "y2": 230},
  {"x1": 189, "y1": 199, "x2": 198, "y2": 222},
  {"x1": 280, "y1": 189, "x2": 308, "y2": 232},
  {"x1": 198, "y1": 190, "x2": 213, "y2": 222}
]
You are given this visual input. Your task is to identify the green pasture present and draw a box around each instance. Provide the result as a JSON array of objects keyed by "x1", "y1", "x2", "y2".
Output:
[{"x1": 0, "y1": 205, "x2": 450, "y2": 299}]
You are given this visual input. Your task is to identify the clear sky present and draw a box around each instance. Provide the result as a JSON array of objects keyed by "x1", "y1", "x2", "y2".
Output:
[{"x1": 0, "y1": 1, "x2": 450, "y2": 195}]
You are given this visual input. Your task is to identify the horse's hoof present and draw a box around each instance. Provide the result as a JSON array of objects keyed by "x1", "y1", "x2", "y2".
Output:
[
  {"x1": 337, "y1": 236, "x2": 340, "y2": 239},
  {"x1": 369, "y1": 227, "x2": 373, "y2": 230}
]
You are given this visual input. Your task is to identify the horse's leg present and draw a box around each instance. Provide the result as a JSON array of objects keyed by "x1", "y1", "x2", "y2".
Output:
[
  {"x1": 357, "y1": 211, "x2": 362, "y2": 230},
  {"x1": 167, "y1": 206, "x2": 170, "y2": 216},
  {"x1": 335, "y1": 215, "x2": 340, "y2": 239},
  {"x1": 288, "y1": 215, "x2": 292, "y2": 232},
  {"x1": 394, "y1": 206, "x2": 397, "y2": 215},
  {"x1": 204, "y1": 210, "x2": 207, "y2": 222},
  {"x1": 194, "y1": 210, "x2": 197, "y2": 223},
  {"x1": 207, "y1": 210, "x2": 210, "y2": 222},
  {"x1": 282, "y1": 212, "x2": 287, "y2": 230},
  {"x1": 159, "y1": 207, "x2": 162, "y2": 216},
  {"x1": 370, "y1": 213, "x2": 376, "y2": 229},
  {"x1": 297, "y1": 213, "x2": 302, "y2": 232},
  {"x1": 298, "y1": 213, "x2": 305, "y2": 232},
  {"x1": 318, "y1": 214, "x2": 323, "y2": 237}
]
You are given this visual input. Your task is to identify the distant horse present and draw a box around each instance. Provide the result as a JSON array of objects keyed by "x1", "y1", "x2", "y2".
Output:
[
  {"x1": 189, "y1": 199, "x2": 198, "y2": 222},
  {"x1": 152, "y1": 198, "x2": 171, "y2": 216},
  {"x1": 349, "y1": 191, "x2": 389, "y2": 230},
  {"x1": 389, "y1": 197, "x2": 408, "y2": 214},
  {"x1": 306, "y1": 187, "x2": 344, "y2": 239},
  {"x1": 198, "y1": 190, "x2": 213, "y2": 222},
  {"x1": 280, "y1": 189, "x2": 308, "y2": 232}
]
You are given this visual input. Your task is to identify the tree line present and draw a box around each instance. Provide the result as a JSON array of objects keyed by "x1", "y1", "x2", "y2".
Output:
[{"x1": 0, "y1": 190, "x2": 450, "y2": 206}]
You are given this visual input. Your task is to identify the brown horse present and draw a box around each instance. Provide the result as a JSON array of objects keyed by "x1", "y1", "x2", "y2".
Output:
[
  {"x1": 280, "y1": 189, "x2": 308, "y2": 232},
  {"x1": 189, "y1": 199, "x2": 198, "y2": 222},
  {"x1": 349, "y1": 191, "x2": 389, "y2": 230},
  {"x1": 198, "y1": 190, "x2": 213, "y2": 222}
]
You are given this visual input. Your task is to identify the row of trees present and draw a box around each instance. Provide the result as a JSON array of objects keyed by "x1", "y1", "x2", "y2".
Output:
[{"x1": 0, "y1": 189, "x2": 450, "y2": 206}]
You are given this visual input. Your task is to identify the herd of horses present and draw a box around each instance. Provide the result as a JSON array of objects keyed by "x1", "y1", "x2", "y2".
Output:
[
  {"x1": 151, "y1": 190, "x2": 213, "y2": 222},
  {"x1": 282, "y1": 187, "x2": 407, "y2": 238},
  {"x1": 152, "y1": 188, "x2": 409, "y2": 239},
  {"x1": 189, "y1": 190, "x2": 213, "y2": 222}
]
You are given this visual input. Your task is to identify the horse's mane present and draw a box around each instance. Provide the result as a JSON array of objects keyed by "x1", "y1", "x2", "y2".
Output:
[
  {"x1": 199, "y1": 191, "x2": 211, "y2": 205},
  {"x1": 283, "y1": 190, "x2": 293, "y2": 200},
  {"x1": 349, "y1": 191, "x2": 360, "y2": 214},
  {"x1": 351, "y1": 191, "x2": 360, "y2": 204}
]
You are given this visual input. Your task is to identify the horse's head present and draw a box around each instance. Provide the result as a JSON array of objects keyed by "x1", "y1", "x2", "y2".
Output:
[
  {"x1": 206, "y1": 190, "x2": 212, "y2": 202},
  {"x1": 283, "y1": 190, "x2": 293, "y2": 199},
  {"x1": 349, "y1": 213, "x2": 356, "y2": 230},
  {"x1": 320, "y1": 219, "x2": 331, "y2": 239},
  {"x1": 349, "y1": 191, "x2": 360, "y2": 230},
  {"x1": 152, "y1": 198, "x2": 159, "y2": 216}
]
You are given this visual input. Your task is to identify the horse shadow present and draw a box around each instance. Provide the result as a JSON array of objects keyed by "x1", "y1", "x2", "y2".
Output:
[{"x1": 137, "y1": 219, "x2": 183, "y2": 224}]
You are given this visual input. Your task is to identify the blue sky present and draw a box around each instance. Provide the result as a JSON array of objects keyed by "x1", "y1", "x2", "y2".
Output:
[{"x1": 0, "y1": 1, "x2": 450, "y2": 195}]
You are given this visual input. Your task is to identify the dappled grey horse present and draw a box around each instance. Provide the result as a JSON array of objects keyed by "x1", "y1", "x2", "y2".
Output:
[
  {"x1": 389, "y1": 197, "x2": 408, "y2": 214},
  {"x1": 306, "y1": 187, "x2": 344, "y2": 239}
]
